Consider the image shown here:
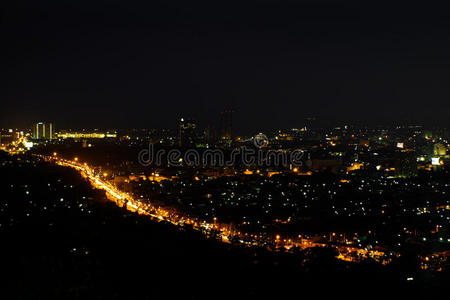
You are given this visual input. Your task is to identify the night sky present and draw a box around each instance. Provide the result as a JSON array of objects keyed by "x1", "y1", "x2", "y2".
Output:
[{"x1": 2, "y1": 1, "x2": 450, "y2": 133}]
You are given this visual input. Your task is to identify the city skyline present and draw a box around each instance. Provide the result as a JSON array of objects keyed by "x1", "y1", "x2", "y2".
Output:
[{"x1": 2, "y1": 1, "x2": 450, "y2": 298}]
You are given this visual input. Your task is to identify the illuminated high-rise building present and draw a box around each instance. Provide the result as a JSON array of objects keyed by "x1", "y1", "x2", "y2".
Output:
[
  {"x1": 178, "y1": 118, "x2": 196, "y2": 147},
  {"x1": 33, "y1": 122, "x2": 54, "y2": 140}
]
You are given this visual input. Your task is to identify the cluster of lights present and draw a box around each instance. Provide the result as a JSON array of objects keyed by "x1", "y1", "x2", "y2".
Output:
[{"x1": 39, "y1": 153, "x2": 397, "y2": 264}]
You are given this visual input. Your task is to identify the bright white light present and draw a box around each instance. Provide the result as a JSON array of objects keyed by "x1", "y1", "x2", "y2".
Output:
[{"x1": 24, "y1": 141, "x2": 33, "y2": 149}]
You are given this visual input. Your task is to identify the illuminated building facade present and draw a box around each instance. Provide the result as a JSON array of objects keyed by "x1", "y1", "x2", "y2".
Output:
[
  {"x1": 33, "y1": 122, "x2": 53, "y2": 140},
  {"x1": 178, "y1": 118, "x2": 196, "y2": 147},
  {"x1": 57, "y1": 131, "x2": 117, "y2": 139},
  {"x1": 434, "y1": 143, "x2": 447, "y2": 156}
]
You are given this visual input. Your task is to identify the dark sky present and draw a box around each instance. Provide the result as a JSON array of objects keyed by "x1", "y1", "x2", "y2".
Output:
[{"x1": 2, "y1": 1, "x2": 450, "y2": 133}]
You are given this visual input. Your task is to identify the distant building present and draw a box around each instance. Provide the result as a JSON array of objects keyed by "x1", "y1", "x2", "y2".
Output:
[
  {"x1": 434, "y1": 143, "x2": 447, "y2": 156},
  {"x1": 219, "y1": 110, "x2": 233, "y2": 145},
  {"x1": 204, "y1": 125, "x2": 217, "y2": 146},
  {"x1": 178, "y1": 118, "x2": 196, "y2": 147},
  {"x1": 33, "y1": 122, "x2": 53, "y2": 140},
  {"x1": 57, "y1": 130, "x2": 117, "y2": 139}
]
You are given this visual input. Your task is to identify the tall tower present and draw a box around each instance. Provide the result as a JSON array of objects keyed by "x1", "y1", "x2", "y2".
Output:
[
  {"x1": 204, "y1": 125, "x2": 217, "y2": 146},
  {"x1": 178, "y1": 118, "x2": 196, "y2": 147},
  {"x1": 219, "y1": 110, "x2": 233, "y2": 145}
]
